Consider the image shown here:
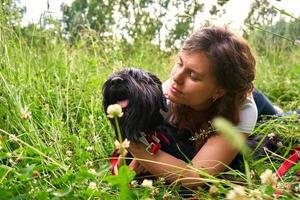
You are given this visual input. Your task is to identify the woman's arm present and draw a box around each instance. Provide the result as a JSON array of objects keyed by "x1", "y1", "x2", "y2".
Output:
[{"x1": 128, "y1": 133, "x2": 248, "y2": 189}]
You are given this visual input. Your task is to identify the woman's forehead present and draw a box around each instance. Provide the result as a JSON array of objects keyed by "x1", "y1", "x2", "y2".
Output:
[{"x1": 179, "y1": 51, "x2": 212, "y2": 71}]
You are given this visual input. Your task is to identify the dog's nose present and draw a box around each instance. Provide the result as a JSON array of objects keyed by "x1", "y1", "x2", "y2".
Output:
[{"x1": 111, "y1": 77, "x2": 124, "y2": 85}]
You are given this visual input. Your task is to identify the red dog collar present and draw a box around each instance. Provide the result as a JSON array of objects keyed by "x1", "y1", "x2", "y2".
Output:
[
  {"x1": 110, "y1": 131, "x2": 170, "y2": 175},
  {"x1": 139, "y1": 131, "x2": 170, "y2": 155}
]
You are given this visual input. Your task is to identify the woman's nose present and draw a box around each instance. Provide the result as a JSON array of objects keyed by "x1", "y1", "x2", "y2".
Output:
[{"x1": 173, "y1": 69, "x2": 184, "y2": 85}]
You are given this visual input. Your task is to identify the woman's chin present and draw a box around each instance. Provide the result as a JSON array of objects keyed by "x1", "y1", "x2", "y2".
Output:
[{"x1": 168, "y1": 94, "x2": 182, "y2": 104}]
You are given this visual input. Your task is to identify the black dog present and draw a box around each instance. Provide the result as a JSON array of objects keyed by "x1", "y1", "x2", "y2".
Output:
[{"x1": 102, "y1": 68, "x2": 195, "y2": 162}]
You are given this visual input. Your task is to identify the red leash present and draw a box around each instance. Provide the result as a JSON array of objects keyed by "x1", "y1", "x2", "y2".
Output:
[
  {"x1": 276, "y1": 146, "x2": 300, "y2": 179},
  {"x1": 274, "y1": 146, "x2": 300, "y2": 197}
]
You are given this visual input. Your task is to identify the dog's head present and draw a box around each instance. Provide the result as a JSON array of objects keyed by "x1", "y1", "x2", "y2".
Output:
[{"x1": 102, "y1": 68, "x2": 168, "y2": 141}]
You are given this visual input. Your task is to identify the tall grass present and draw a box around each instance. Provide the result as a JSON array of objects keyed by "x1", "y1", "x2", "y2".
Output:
[{"x1": 0, "y1": 23, "x2": 299, "y2": 199}]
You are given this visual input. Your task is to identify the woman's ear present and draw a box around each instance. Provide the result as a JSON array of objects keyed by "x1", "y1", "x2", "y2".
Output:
[{"x1": 213, "y1": 89, "x2": 226, "y2": 100}]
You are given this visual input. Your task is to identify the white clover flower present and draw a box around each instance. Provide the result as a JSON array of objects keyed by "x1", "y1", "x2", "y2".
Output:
[
  {"x1": 151, "y1": 187, "x2": 160, "y2": 196},
  {"x1": 276, "y1": 142, "x2": 283, "y2": 147},
  {"x1": 141, "y1": 179, "x2": 153, "y2": 188},
  {"x1": 66, "y1": 150, "x2": 73, "y2": 157},
  {"x1": 88, "y1": 182, "x2": 97, "y2": 190},
  {"x1": 88, "y1": 168, "x2": 97, "y2": 174},
  {"x1": 114, "y1": 139, "x2": 130, "y2": 156},
  {"x1": 158, "y1": 177, "x2": 166, "y2": 184},
  {"x1": 267, "y1": 133, "x2": 275, "y2": 139},
  {"x1": 106, "y1": 104, "x2": 123, "y2": 118},
  {"x1": 130, "y1": 180, "x2": 138, "y2": 188},
  {"x1": 86, "y1": 161, "x2": 93, "y2": 167},
  {"x1": 86, "y1": 146, "x2": 94, "y2": 152},
  {"x1": 249, "y1": 189, "x2": 262, "y2": 200},
  {"x1": 260, "y1": 169, "x2": 278, "y2": 186},
  {"x1": 226, "y1": 185, "x2": 248, "y2": 200},
  {"x1": 209, "y1": 185, "x2": 219, "y2": 196},
  {"x1": 294, "y1": 39, "x2": 300, "y2": 46},
  {"x1": 162, "y1": 191, "x2": 172, "y2": 200},
  {"x1": 21, "y1": 107, "x2": 32, "y2": 120}
]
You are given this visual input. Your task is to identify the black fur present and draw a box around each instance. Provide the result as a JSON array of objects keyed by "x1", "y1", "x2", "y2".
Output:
[{"x1": 102, "y1": 68, "x2": 195, "y2": 161}]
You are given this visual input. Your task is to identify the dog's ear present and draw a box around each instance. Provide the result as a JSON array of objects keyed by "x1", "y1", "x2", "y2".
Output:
[
  {"x1": 147, "y1": 72, "x2": 162, "y2": 86},
  {"x1": 161, "y1": 95, "x2": 168, "y2": 112},
  {"x1": 146, "y1": 72, "x2": 168, "y2": 112}
]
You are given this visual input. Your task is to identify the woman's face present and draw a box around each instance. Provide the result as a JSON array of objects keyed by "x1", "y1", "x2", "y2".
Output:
[{"x1": 168, "y1": 51, "x2": 224, "y2": 111}]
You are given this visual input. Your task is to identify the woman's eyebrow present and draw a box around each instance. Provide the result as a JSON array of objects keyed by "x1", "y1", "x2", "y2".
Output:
[{"x1": 178, "y1": 56, "x2": 183, "y2": 63}]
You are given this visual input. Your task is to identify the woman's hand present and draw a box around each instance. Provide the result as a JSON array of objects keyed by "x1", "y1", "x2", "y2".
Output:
[{"x1": 128, "y1": 159, "x2": 148, "y2": 174}]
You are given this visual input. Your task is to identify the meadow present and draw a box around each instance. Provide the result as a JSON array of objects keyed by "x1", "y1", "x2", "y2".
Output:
[{"x1": 0, "y1": 23, "x2": 299, "y2": 199}]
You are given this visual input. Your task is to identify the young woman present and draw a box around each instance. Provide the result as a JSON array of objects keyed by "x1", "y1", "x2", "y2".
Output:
[{"x1": 128, "y1": 26, "x2": 277, "y2": 189}]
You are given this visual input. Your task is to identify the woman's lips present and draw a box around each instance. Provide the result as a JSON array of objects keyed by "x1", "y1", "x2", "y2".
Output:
[{"x1": 170, "y1": 86, "x2": 183, "y2": 96}]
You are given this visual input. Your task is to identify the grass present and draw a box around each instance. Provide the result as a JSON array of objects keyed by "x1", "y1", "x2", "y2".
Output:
[{"x1": 0, "y1": 24, "x2": 299, "y2": 199}]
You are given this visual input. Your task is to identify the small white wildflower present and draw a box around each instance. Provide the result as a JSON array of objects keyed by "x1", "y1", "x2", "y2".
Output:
[
  {"x1": 249, "y1": 189, "x2": 262, "y2": 199},
  {"x1": 294, "y1": 184, "x2": 300, "y2": 192},
  {"x1": 141, "y1": 179, "x2": 153, "y2": 188},
  {"x1": 267, "y1": 133, "x2": 275, "y2": 139},
  {"x1": 88, "y1": 168, "x2": 97, "y2": 174},
  {"x1": 106, "y1": 104, "x2": 123, "y2": 118},
  {"x1": 86, "y1": 161, "x2": 93, "y2": 167},
  {"x1": 9, "y1": 134, "x2": 18, "y2": 142},
  {"x1": 162, "y1": 191, "x2": 173, "y2": 200},
  {"x1": 226, "y1": 185, "x2": 248, "y2": 200},
  {"x1": 6, "y1": 152, "x2": 12, "y2": 157},
  {"x1": 209, "y1": 185, "x2": 219, "y2": 196},
  {"x1": 294, "y1": 39, "x2": 300, "y2": 46},
  {"x1": 114, "y1": 139, "x2": 130, "y2": 155},
  {"x1": 88, "y1": 182, "x2": 97, "y2": 190},
  {"x1": 88, "y1": 115, "x2": 94, "y2": 121},
  {"x1": 86, "y1": 146, "x2": 94, "y2": 152},
  {"x1": 158, "y1": 177, "x2": 166, "y2": 184},
  {"x1": 66, "y1": 150, "x2": 73, "y2": 157},
  {"x1": 21, "y1": 107, "x2": 32, "y2": 120},
  {"x1": 151, "y1": 187, "x2": 160, "y2": 196},
  {"x1": 276, "y1": 142, "x2": 283, "y2": 147},
  {"x1": 260, "y1": 169, "x2": 278, "y2": 186},
  {"x1": 130, "y1": 180, "x2": 138, "y2": 188}
]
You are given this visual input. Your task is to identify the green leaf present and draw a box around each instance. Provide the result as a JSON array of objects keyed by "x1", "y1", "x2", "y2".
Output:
[{"x1": 212, "y1": 117, "x2": 250, "y2": 156}]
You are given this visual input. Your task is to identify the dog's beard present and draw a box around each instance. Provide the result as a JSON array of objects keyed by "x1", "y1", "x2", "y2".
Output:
[{"x1": 102, "y1": 68, "x2": 167, "y2": 141}]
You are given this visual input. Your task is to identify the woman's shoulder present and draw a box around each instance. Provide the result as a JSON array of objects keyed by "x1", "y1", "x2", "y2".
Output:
[{"x1": 238, "y1": 94, "x2": 258, "y2": 134}]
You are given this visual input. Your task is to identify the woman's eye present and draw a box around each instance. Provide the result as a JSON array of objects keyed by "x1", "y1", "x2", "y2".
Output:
[
  {"x1": 189, "y1": 72, "x2": 199, "y2": 80},
  {"x1": 177, "y1": 61, "x2": 183, "y2": 66}
]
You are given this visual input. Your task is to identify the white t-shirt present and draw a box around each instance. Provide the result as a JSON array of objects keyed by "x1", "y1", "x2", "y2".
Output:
[
  {"x1": 237, "y1": 95, "x2": 258, "y2": 134},
  {"x1": 162, "y1": 80, "x2": 258, "y2": 134}
]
